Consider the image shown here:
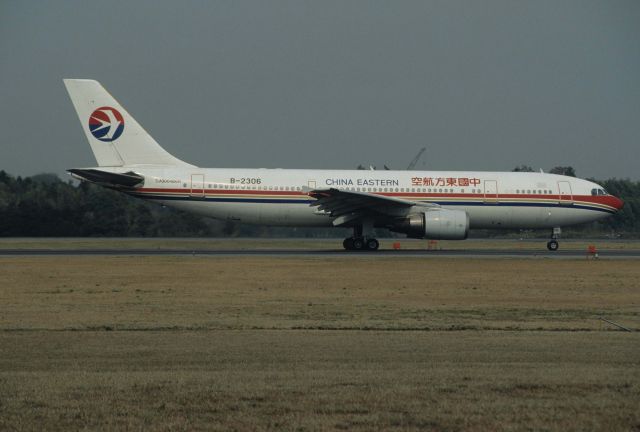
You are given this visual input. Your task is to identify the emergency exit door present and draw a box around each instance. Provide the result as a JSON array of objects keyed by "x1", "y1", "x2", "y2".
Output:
[
  {"x1": 557, "y1": 181, "x2": 573, "y2": 205},
  {"x1": 190, "y1": 174, "x2": 205, "y2": 198},
  {"x1": 484, "y1": 180, "x2": 498, "y2": 203}
]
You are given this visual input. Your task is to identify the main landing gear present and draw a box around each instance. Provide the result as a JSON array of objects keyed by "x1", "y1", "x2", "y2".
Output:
[
  {"x1": 547, "y1": 227, "x2": 561, "y2": 251},
  {"x1": 343, "y1": 237, "x2": 379, "y2": 251},
  {"x1": 343, "y1": 223, "x2": 379, "y2": 251}
]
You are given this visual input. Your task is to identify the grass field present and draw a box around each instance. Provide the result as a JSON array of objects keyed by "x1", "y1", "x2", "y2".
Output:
[{"x1": 1, "y1": 255, "x2": 639, "y2": 431}]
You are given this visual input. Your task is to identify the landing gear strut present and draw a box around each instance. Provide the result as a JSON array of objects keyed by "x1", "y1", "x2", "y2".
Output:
[
  {"x1": 343, "y1": 224, "x2": 379, "y2": 251},
  {"x1": 547, "y1": 227, "x2": 561, "y2": 251}
]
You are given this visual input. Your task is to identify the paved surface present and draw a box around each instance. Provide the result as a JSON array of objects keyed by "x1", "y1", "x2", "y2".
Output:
[{"x1": 1, "y1": 248, "x2": 639, "y2": 258}]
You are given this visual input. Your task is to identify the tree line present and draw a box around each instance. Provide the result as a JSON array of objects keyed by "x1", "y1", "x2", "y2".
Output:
[{"x1": 0, "y1": 170, "x2": 638, "y2": 237}]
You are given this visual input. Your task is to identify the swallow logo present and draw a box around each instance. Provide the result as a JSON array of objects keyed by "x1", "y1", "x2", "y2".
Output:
[{"x1": 88, "y1": 107, "x2": 125, "y2": 142}]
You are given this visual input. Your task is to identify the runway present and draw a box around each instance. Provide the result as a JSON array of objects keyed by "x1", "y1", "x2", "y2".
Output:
[{"x1": 2, "y1": 248, "x2": 640, "y2": 258}]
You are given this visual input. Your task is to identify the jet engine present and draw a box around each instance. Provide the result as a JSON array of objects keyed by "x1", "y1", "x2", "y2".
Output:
[{"x1": 391, "y1": 209, "x2": 469, "y2": 240}]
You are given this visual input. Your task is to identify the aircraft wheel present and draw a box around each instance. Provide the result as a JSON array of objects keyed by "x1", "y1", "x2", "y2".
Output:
[
  {"x1": 366, "y1": 238, "x2": 379, "y2": 251},
  {"x1": 343, "y1": 238, "x2": 355, "y2": 250},
  {"x1": 547, "y1": 240, "x2": 559, "y2": 251},
  {"x1": 352, "y1": 237, "x2": 365, "y2": 250}
]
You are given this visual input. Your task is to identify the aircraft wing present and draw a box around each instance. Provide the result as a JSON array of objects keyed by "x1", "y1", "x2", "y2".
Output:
[{"x1": 308, "y1": 188, "x2": 437, "y2": 226}]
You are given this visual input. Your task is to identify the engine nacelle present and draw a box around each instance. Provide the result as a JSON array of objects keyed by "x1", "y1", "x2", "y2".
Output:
[{"x1": 391, "y1": 209, "x2": 469, "y2": 240}]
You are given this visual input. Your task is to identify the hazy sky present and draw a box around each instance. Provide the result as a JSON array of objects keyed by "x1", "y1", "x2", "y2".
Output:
[{"x1": 1, "y1": 1, "x2": 639, "y2": 179}]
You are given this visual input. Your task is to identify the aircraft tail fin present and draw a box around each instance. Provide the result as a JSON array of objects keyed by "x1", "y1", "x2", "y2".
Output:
[{"x1": 63, "y1": 79, "x2": 193, "y2": 167}]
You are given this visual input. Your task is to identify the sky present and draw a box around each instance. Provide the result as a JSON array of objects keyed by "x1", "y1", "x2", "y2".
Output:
[{"x1": 1, "y1": 1, "x2": 639, "y2": 180}]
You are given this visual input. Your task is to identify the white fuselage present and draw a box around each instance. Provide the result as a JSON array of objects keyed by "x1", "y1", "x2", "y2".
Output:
[
  {"x1": 63, "y1": 79, "x2": 622, "y2": 240},
  {"x1": 113, "y1": 166, "x2": 619, "y2": 230}
]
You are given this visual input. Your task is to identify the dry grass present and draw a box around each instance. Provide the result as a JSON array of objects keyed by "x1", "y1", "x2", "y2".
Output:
[
  {"x1": 1, "y1": 257, "x2": 638, "y2": 331},
  {"x1": 2, "y1": 331, "x2": 639, "y2": 431},
  {"x1": 0, "y1": 256, "x2": 639, "y2": 431}
]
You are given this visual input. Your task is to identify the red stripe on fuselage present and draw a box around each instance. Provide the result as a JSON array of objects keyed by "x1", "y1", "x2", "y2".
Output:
[{"x1": 133, "y1": 187, "x2": 619, "y2": 208}]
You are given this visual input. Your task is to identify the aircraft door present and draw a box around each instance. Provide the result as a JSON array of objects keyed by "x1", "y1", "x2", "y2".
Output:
[
  {"x1": 483, "y1": 180, "x2": 498, "y2": 203},
  {"x1": 190, "y1": 174, "x2": 205, "y2": 198},
  {"x1": 557, "y1": 181, "x2": 573, "y2": 205}
]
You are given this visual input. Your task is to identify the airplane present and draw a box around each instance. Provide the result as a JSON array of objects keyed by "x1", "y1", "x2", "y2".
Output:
[{"x1": 64, "y1": 79, "x2": 624, "y2": 251}]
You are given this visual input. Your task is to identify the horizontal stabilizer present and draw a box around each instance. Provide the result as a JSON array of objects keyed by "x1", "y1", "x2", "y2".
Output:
[{"x1": 68, "y1": 168, "x2": 144, "y2": 188}]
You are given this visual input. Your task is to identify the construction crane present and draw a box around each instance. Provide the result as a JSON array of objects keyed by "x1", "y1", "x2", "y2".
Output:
[{"x1": 406, "y1": 147, "x2": 426, "y2": 170}]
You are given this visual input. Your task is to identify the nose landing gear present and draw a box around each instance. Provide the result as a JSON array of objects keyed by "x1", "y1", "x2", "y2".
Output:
[{"x1": 547, "y1": 227, "x2": 561, "y2": 251}]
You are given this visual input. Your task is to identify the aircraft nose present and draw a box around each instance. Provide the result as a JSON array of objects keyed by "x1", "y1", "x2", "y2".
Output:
[{"x1": 612, "y1": 196, "x2": 625, "y2": 211}]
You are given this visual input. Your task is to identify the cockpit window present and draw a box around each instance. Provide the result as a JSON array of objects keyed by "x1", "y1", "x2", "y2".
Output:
[{"x1": 591, "y1": 188, "x2": 608, "y2": 196}]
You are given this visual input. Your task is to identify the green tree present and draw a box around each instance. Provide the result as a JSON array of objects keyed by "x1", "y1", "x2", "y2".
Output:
[
  {"x1": 512, "y1": 165, "x2": 535, "y2": 172},
  {"x1": 549, "y1": 166, "x2": 576, "y2": 177}
]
